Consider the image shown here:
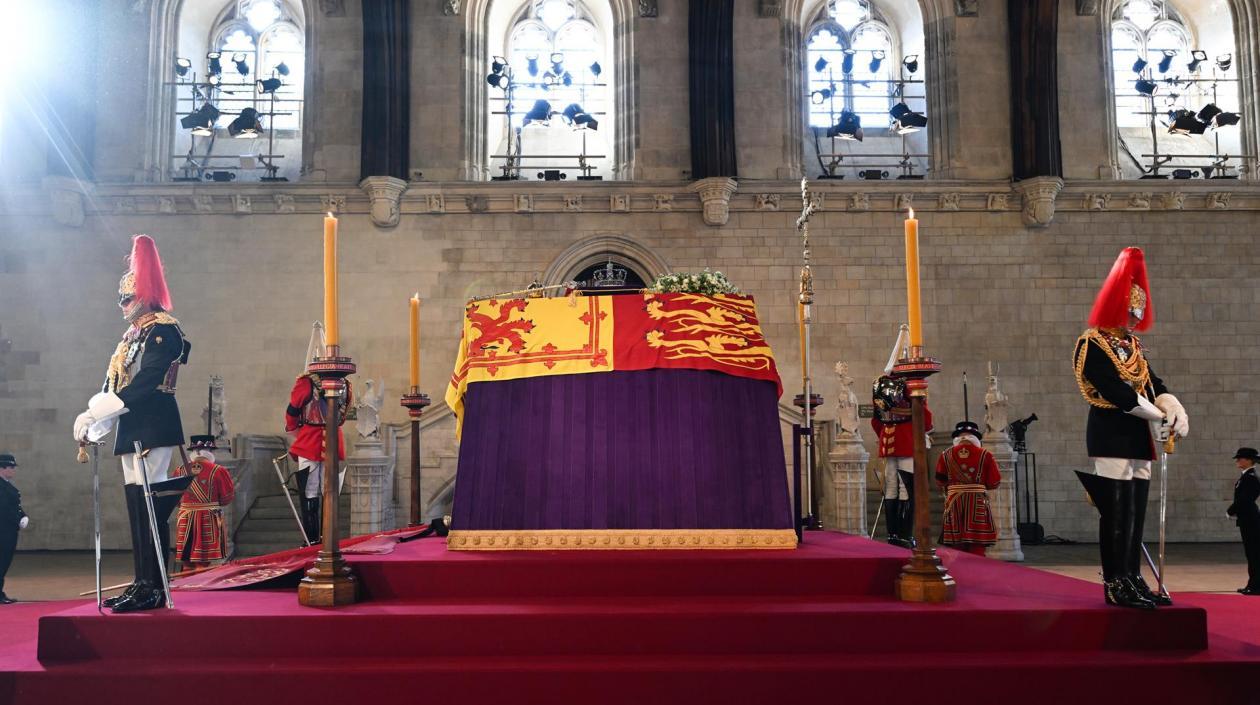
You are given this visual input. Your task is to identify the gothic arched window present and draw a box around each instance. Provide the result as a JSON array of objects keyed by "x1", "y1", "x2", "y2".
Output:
[
  {"x1": 487, "y1": 0, "x2": 612, "y2": 180},
  {"x1": 803, "y1": 0, "x2": 927, "y2": 178},
  {"x1": 1110, "y1": 0, "x2": 1243, "y2": 178}
]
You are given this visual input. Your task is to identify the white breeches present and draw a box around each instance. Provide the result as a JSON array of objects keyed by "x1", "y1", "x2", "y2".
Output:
[
  {"x1": 883, "y1": 456, "x2": 914, "y2": 499},
  {"x1": 1091, "y1": 457, "x2": 1152, "y2": 481},
  {"x1": 298, "y1": 458, "x2": 346, "y2": 499},
  {"x1": 120, "y1": 446, "x2": 174, "y2": 486}
]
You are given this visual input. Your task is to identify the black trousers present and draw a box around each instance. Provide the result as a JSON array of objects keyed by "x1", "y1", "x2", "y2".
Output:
[
  {"x1": 0, "y1": 526, "x2": 17, "y2": 596},
  {"x1": 1241, "y1": 522, "x2": 1260, "y2": 590}
]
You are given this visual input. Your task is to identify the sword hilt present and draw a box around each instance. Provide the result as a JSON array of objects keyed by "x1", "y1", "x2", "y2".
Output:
[
  {"x1": 77, "y1": 444, "x2": 90, "y2": 464},
  {"x1": 1163, "y1": 435, "x2": 1176, "y2": 455}
]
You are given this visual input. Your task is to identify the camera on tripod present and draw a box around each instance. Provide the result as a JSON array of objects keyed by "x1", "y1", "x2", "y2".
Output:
[
  {"x1": 1007, "y1": 413, "x2": 1038, "y2": 453},
  {"x1": 1007, "y1": 413, "x2": 1043, "y2": 545}
]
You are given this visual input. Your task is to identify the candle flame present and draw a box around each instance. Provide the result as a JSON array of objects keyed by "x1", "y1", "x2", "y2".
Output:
[
  {"x1": 326, "y1": 211, "x2": 334, "y2": 218},
  {"x1": 908, "y1": 206, "x2": 915, "y2": 219},
  {"x1": 413, "y1": 292, "x2": 420, "y2": 301}
]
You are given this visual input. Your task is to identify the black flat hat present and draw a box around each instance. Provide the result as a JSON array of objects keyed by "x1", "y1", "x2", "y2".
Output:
[
  {"x1": 1233, "y1": 447, "x2": 1259, "y2": 461},
  {"x1": 0, "y1": 454, "x2": 16, "y2": 467},
  {"x1": 189, "y1": 435, "x2": 217, "y2": 450},
  {"x1": 952, "y1": 421, "x2": 983, "y2": 440}
]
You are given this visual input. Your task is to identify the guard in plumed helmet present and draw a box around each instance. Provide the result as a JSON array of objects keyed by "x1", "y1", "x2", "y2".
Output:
[
  {"x1": 871, "y1": 325, "x2": 933, "y2": 548},
  {"x1": 284, "y1": 322, "x2": 351, "y2": 544},
  {"x1": 170, "y1": 435, "x2": 236, "y2": 571},
  {"x1": 935, "y1": 421, "x2": 1000, "y2": 556},
  {"x1": 73, "y1": 235, "x2": 193, "y2": 612},
  {"x1": 1073, "y1": 247, "x2": 1189, "y2": 609}
]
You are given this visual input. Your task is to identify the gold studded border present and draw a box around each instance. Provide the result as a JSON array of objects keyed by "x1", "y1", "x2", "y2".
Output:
[{"x1": 446, "y1": 529, "x2": 799, "y2": 551}]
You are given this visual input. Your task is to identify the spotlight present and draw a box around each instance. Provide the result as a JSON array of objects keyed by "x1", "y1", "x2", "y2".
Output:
[
  {"x1": 537, "y1": 170, "x2": 566, "y2": 181},
  {"x1": 1134, "y1": 79, "x2": 1158, "y2": 96},
  {"x1": 1168, "y1": 109, "x2": 1206, "y2": 135},
  {"x1": 889, "y1": 102, "x2": 927, "y2": 133},
  {"x1": 1132, "y1": 57, "x2": 1148, "y2": 73},
  {"x1": 208, "y1": 74, "x2": 221, "y2": 86},
  {"x1": 827, "y1": 110, "x2": 863, "y2": 141},
  {"x1": 902, "y1": 54, "x2": 919, "y2": 74},
  {"x1": 841, "y1": 49, "x2": 855, "y2": 75},
  {"x1": 207, "y1": 51, "x2": 223, "y2": 76},
  {"x1": 1171, "y1": 168, "x2": 1197, "y2": 179},
  {"x1": 814, "y1": 56, "x2": 829, "y2": 73},
  {"x1": 523, "y1": 99, "x2": 553, "y2": 126},
  {"x1": 869, "y1": 50, "x2": 885, "y2": 73},
  {"x1": 550, "y1": 52, "x2": 565, "y2": 66},
  {"x1": 205, "y1": 170, "x2": 236, "y2": 182},
  {"x1": 527, "y1": 55, "x2": 539, "y2": 77},
  {"x1": 491, "y1": 56, "x2": 507, "y2": 74},
  {"x1": 810, "y1": 88, "x2": 833, "y2": 104},
  {"x1": 275, "y1": 61, "x2": 290, "y2": 76},
  {"x1": 562, "y1": 103, "x2": 598, "y2": 131},
  {"x1": 1187, "y1": 50, "x2": 1207, "y2": 72},
  {"x1": 228, "y1": 107, "x2": 262, "y2": 138},
  {"x1": 180, "y1": 103, "x2": 220, "y2": 135},
  {"x1": 859, "y1": 169, "x2": 888, "y2": 180},
  {"x1": 232, "y1": 52, "x2": 250, "y2": 76},
  {"x1": 257, "y1": 77, "x2": 283, "y2": 94},
  {"x1": 175, "y1": 57, "x2": 192, "y2": 77},
  {"x1": 1197, "y1": 103, "x2": 1222, "y2": 123},
  {"x1": 1157, "y1": 49, "x2": 1176, "y2": 73},
  {"x1": 562, "y1": 71, "x2": 573, "y2": 87},
  {"x1": 1214, "y1": 111, "x2": 1241, "y2": 128},
  {"x1": 1217, "y1": 53, "x2": 1232, "y2": 71},
  {"x1": 589, "y1": 61, "x2": 601, "y2": 77},
  {"x1": 487, "y1": 72, "x2": 509, "y2": 89}
]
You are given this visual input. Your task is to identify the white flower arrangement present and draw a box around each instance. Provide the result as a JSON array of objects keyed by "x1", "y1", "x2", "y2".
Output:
[{"x1": 647, "y1": 269, "x2": 741, "y2": 295}]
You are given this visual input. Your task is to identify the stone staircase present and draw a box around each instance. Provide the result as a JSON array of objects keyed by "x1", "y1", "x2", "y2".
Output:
[
  {"x1": 864, "y1": 485, "x2": 944, "y2": 542},
  {"x1": 233, "y1": 492, "x2": 352, "y2": 558}
]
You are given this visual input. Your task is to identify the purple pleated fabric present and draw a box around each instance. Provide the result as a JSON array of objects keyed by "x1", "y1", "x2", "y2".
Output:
[{"x1": 451, "y1": 368, "x2": 792, "y2": 531}]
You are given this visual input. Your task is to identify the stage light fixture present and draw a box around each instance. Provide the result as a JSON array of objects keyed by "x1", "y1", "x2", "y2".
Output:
[
  {"x1": 232, "y1": 52, "x2": 250, "y2": 76},
  {"x1": 207, "y1": 51, "x2": 223, "y2": 76},
  {"x1": 810, "y1": 88, "x2": 833, "y2": 104},
  {"x1": 590, "y1": 61, "x2": 602, "y2": 77},
  {"x1": 275, "y1": 61, "x2": 290, "y2": 76},
  {"x1": 1157, "y1": 49, "x2": 1176, "y2": 74},
  {"x1": 562, "y1": 103, "x2": 598, "y2": 131},
  {"x1": 208, "y1": 74, "x2": 221, "y2": 86},
  {"x1": 180, "y1": 103, "x2": 220, "y2": 135},
  {"x1": 827, "y1": 110, "x2": 863, "y2": 141},
  {"x1": 1134, "y1": 79, "x2": 1158, "y2": 96},
  {"x1": 814, "y1": 56, "x2": 829, "y2": 73},
  {"x1": 869, "y1": 50, "x2": 885, "y2": 73},
  {"x1": 527, "y1": 55, "x2": 539, "y2": 77},
  {"x1": 902, "y1": 54, "x2": 919, "y2": 74},
  {"x1": 228, "y1": 107, "x2": 262, "y2": 138},
  {"x1": 841, "y1": 49, "x2": 855, "y2": 75},
  {"x1": 1187, "y1": 50, "x2": 1207, "y2": 72},
  {"x1": 523, "y1": 99, "x2": 553, "y2": 126},
  {"x1": 1171, "y1": 169, "x2": 1196, "y2": 179},
  {"x1": 1168, "y1": 109, "x2": 1206, "y2": 135},
  {"x1": 550, "y1": 52, "x2": 565, "y2": 66},
  {"x1": 1213, "y1": 111, "x2": 1241, "y2": 127},
  {"x1": 257, "y1": 77, "x2": 283, "y2": 94},
  {"x1": 889, "y1": 102, "x2": 927, "y2": 133},
  {"x1": 491, "y1": 56, "x2": 507, "y2": 74},
  {"x1": 206, "y1": 170, "x2": 236, "y2": 182},
  {"x1": 1217, "y1": 53, "x2": 1232, "y2": 71},
  {"x1": 487, "y1": 72, "x2": 509, "y2": 89},
  {"x1": 1132, "y1": 57, "x2": 1148, "y2": 73},
  {"x1": 562, "y1": 71, "x2": 573, "y2": 86},
  {"x1": 175, "y1": 57, "x2": 192, "y2": 77},
  {"x1": 859, "y1": 169, "x2": 887, "y2": 180}
]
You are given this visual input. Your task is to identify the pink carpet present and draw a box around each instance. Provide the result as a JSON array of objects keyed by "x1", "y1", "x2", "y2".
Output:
[{"x1": 3, "y1": 533, "x2": 1259, "y2": 704}]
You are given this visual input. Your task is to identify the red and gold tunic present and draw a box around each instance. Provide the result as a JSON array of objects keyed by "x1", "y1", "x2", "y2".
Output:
[
  {"x1": 171, "y1": 458, "x2": 236, "y2": 562},
  {"x1": 871, "y1": 406, "x2": 933, "y2": 458},
  {"x1": 934, "y1": 441, "x2": 1000, "y2": 545},
  {"x1": 284, "y1": 374, "x2": 351, "y2": 463}
]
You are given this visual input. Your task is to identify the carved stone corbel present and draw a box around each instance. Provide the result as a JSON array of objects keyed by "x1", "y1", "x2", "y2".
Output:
[
  {"x1": 758, "y1": 0, "x2": 783, "y2": 18},
  {"x1": 442, "y1": 0, "x2": 460, "y2": 15},
  {"x1": 1076, "y1": 0, "x2": 1100, "y2": 15},
  {"x1": 955, "y1": 0, "x2": 979, "y2": 16},
  {"x1": 321, "y1": 194, "x2": 347, "y2": 214},
  {"x1": 43, "y1": 176, "x2": 86, "y2": 227},
  {"x1": 1014, "y1": 176, "x2": 1063, "y2": 228},
  {"x1": 359, "y1": 176, "x2": 407, "y2": 227},
  {"x1": 232, "y1": 194, "x2": 252, "y2": 215},
  {"x1": 689, "y1": 177, "x2": 738, "y2": 226},
  {"x1": 638, "y1": 0, "x2": 658, "y2": 18}
]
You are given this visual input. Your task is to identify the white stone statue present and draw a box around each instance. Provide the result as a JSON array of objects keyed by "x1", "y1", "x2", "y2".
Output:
[
  {"x1": 984, "y1": 363, "x2": 1009, "y2": 440},
  {"x1": 201, "y1": 375, "x2": 228, "y2": 443},
  {"x1": 834, "y1": 362, "x2": 861, "y2": 441},
  {"x1": 355, "y1": 378, "x2": 386, "y2": 440}
]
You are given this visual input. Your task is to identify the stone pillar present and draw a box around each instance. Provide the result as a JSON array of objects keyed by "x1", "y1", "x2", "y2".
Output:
[
  {"x1": 983, "y1": 435, "x2": 1024, "y2": 561},
  {"x1": 346, "y1": 439, "x2": 390, "y2": 536},
  {"x1": 827, "y1": 429, "x2": 869, "y2": 536}
]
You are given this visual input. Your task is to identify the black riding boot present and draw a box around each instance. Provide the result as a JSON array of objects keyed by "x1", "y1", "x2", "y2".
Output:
[
  {"x1": 104, "y1": 485, "x2": 144, "y2": 608},
  {"x1": 897, "y1": 471, "x2": 917, "y2": 548},
  {"x1": 303, "y1": 498, "x2": 323, "y2": 545},
  {"x1": 1076, "y1": 472, "x2": 1154, "y2": 610},
  {"x1": 112, "y1": 477, "x2": 191, "y2": 613},
  {"x1": 884, "y1": 499, "x2": 902, "y2": 546},
  {"x1": 1129, "y1": 478, "x2": 1172, "y2": 606}
]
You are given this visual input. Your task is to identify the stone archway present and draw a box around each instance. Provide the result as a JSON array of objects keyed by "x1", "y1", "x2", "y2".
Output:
[{"x1": 540, "y1": 234, "x2": 670, "y2": 288}]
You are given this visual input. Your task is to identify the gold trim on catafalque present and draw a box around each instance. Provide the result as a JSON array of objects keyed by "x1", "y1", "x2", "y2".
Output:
[{"x1": 447, "y1": 529, "x2": 798, "y2": 551}]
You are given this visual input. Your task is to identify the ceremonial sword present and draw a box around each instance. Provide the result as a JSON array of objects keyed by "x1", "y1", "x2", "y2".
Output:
[
  {"x1": 75, "y1": 440, "x2": 104, "y2": 612},
  {"x1": 133, "y1": 441, "x2": 175, "y2": 609},
  {"x1": 273, "y1": 453, "x2": 312, "y2": 546},
  {"x1": 1158, "y1": 431, "x2": 1175, "y2": 599}
]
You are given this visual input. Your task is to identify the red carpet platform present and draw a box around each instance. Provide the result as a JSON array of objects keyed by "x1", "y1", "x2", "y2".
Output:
[{"x1": 4, "y1": 533, "x2": 1260, "y2": 704}]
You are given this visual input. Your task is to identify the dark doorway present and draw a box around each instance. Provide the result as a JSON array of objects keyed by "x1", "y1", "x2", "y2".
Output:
[{"x1": 571, "y1": 259, "x2": 648, "y2": 294}]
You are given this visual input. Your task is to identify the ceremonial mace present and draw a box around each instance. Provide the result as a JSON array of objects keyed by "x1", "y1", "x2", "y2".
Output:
[{"x1": 794, "y1": 178, "x2": 824, "y2": 539}]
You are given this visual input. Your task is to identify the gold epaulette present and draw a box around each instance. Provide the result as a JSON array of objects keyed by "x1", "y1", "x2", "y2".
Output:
[{"x1": 1072, "y1": 328, "x2": 1151, "y2": 409}]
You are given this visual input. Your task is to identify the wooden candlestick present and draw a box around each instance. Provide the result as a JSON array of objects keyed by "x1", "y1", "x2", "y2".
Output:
[{"x1": 401, "y1": 389, "x2": 432, "y2": 526}]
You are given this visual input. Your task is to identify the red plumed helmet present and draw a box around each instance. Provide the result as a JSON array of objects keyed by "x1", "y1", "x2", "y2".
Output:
[
  {"x1": 123, "y1": 235, "x2": 173, "y2": 311},
  {"x1": 1088, "y1": 247, "x2": 1152, "y2": 332}
]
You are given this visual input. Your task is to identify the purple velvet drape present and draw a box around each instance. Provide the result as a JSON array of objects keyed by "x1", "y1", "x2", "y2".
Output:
[{"x1": 451, "y1": 369, "x2": 792, "y2": 531}]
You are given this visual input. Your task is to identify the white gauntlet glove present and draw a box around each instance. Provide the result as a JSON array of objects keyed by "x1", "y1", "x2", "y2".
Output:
[
  {"x1": 1126, "y1": 395, "x2": 1165, "y2": 422},
  {"x1": 72, "y1": 393, "x2": 128, "y2": 442},
  {"x1": 1154, "y1": 393, "x2": 1189, "y2": 438},
  {"x1": 18, "y1": 516, "x2": 28, "y2": 530}
]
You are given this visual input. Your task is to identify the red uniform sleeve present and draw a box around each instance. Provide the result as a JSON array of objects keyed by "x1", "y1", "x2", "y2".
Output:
[
  {"x1": 871, "y1": 417, "x2": 883, "y2": 435},
  {"x1": 981, "y1": 450, "x2": 1001, "y2": 489},
  {"x1": 286, "y1": 376, "x2": 311, "y2": 433},
  {"x1": 934, "y1": 451, "x2": 948, "y2": 485},
  {"x1": 213, "y1": 466, "x2": 236, "y2": 506}
]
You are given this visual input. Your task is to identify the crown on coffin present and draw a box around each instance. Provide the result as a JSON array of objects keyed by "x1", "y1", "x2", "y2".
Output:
[{"x1": 591, "y1": 260, "x2": 628, "y2": 288}]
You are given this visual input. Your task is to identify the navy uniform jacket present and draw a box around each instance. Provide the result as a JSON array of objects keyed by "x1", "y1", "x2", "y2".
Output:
[
  {"x1": 105, "y1": 317, "x2": 189, "y2": 456},
  {"x1": 1079, "y1": 336, "x2": 1167, "y2": 461},
  {"x1": 0, "y1": 479, "x2": 24, "y2": 533},
  {"x1": 1228, "y1": 469, "x2": 1260, "y2": 528}
]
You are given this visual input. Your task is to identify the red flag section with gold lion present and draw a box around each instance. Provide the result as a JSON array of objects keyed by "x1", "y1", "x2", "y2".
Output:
[{"x1": 446, "y1": 293, "x2": 781, "y2": 432}]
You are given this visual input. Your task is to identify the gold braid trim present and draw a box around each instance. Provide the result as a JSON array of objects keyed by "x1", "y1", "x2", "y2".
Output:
[
  {"x1": 447, "y1": 529, "x2": 798, "y2": 551},
  {"x1": 1072, "y1": 328, "x2": 1151, "y2": 409},
  {"x1": 105, "y1": 312, "x2": 180, "y2": 393}
]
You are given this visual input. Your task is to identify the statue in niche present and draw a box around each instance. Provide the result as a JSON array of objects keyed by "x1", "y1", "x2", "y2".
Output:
[
  {"x1": 201, "y1": 375, "x2": 229, "y2": 443},
  {"x1": 984, "y1": 364, "x2": 1009, "y2": 440},
  {"x1": 355, "y1": 378, "x2": 386, "y2": 440},
  {"x1": 834, "y1": 362, "x2": 861, "y2": 441}
]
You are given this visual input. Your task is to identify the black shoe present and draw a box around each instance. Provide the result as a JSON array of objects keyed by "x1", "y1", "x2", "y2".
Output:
[
  {"x1": 1104, "y1": 579, "x2": 1156, "y2": 609},
  {"x1": 102, "y1": 583, "x2": 138, "y2": 608},
  {"x1": 1130, "y1": 574, "x2": 1173, "y2": 606},
  {"x1": 110, "y1": 583, "x2": 166, "y2": 612},
  {"x1": 0, "y1": 594, "x2": 16, "y2": 605},
  {"x1": 1240, "y1": 587, "x2": 1260, "y2": 596}
]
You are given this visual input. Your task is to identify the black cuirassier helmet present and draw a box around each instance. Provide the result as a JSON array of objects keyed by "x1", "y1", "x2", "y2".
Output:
[{"x1": 872, "y1": 375, "x2": 910, "y2": 423}]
